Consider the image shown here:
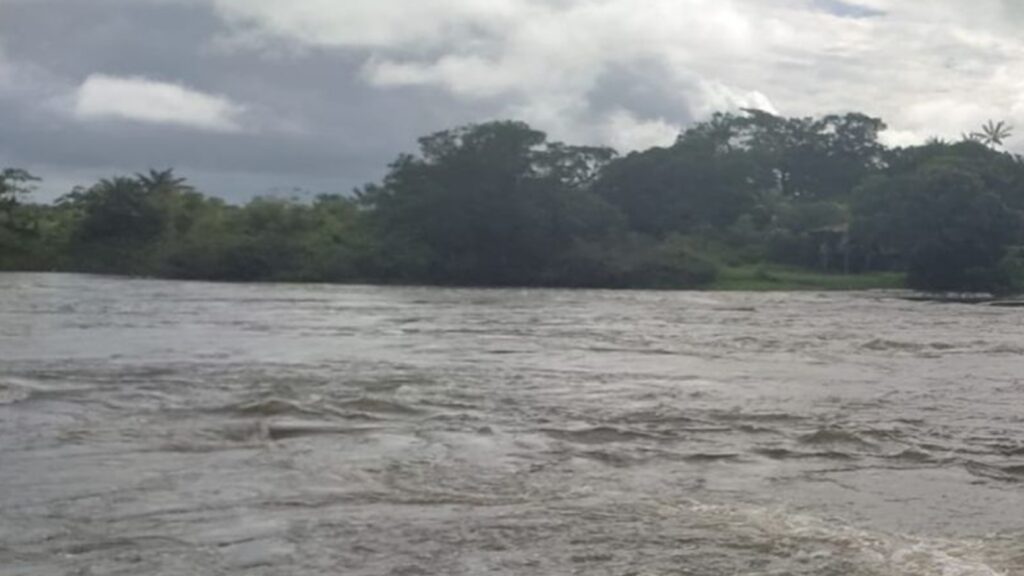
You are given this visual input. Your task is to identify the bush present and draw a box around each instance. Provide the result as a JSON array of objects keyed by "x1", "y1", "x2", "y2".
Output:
[{"x1": 551, "y1": 235, "x2": 718, "y2": 289}]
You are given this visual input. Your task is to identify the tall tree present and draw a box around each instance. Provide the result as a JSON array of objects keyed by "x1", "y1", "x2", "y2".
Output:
[
  {"x1": 852, "y1": 159, "x2": 1021, "y2": 292},
  {"x1": 136, "y1": 168, "x2": 195, "y2": 196},
  {"x1": 0, "y1": 168, "x2": 39, "y2": 221},
  {"x1": 969, "y1": 120, "x2": 1013, "y2": 149},
  {"x1": 359, "y1": 121, "x2": 623, "y2": 285},
  {"x1": 0, "y1": 169, "x2": 41, "y2": 267}
]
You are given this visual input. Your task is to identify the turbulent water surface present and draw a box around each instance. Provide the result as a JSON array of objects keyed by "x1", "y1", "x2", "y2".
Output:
[{"x1": 1, "y1": 273, "x2": 1023, "y2": 575}]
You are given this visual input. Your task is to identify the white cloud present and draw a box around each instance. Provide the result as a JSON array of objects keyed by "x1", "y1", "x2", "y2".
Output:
[
  {"x1": 878, "y1": 128, "x2": 926, "y2": 149},
  {"x1": 72, "y1": 74, "x2": 245, "y2": 132},
  {"x1": 347, "y1": 0, "x2": 768, "y2": 147},
  {"x1": 690, "y1": 80, "x2": 777, "y2": 118},
  {"x1": 53, "y1": 0, "x2": 1024, "y2": 153},
  {"x1": 194, "y1": 2, "x2": 813, "y2": 151},
  {"x1": 600, "y1": 110, "x2": 681, "y2": 152},
  {"x1": 366, "y1": 55, "x2": 521, "y2": 99}
]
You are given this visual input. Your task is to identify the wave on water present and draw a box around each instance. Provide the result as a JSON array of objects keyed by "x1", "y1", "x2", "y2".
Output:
[
  {"x1": 799, "y1": 427, "x2": 876, "y2": 447},
  {"x1": 0, "y1": 379, "x2": 33, "y2": 405},
  {"x1": 679, "y1": 503, "x2": 1012, "y2": 576},
  {"x1": 541, "y1": 426, "x2": 660, "y2": 445}
]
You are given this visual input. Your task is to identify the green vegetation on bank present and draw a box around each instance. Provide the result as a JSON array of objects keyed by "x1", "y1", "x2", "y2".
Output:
[
  {"x1": 2, "y1": 110, "x2": 1024, "y2": 293},
  {"x1": 711, "y1": 266, "x2": 905, "y2": 292}
]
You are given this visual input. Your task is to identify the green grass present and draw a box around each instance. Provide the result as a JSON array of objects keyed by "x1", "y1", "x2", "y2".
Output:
[{"x1": 709, "y1": 264, "x2": 906, "y2": 292}]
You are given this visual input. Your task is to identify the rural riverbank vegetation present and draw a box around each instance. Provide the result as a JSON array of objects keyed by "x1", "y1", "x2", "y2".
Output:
[{"x1": 3, "y1": 112, "x2": 1024, "y2": 293}]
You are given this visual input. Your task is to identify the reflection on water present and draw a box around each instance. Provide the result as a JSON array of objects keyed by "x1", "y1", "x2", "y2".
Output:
[{"x1": 1, "y1": 273, "x2": 1022, "y2": 575}]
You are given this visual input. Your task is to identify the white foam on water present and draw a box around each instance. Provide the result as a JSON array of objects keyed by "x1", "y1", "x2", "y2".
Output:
[
  {"x1": 0, "y1": 378, "x2": 34, "y2": 405},
  {"x1": 677, "y1": 502, "x2": 1007, "y2": 576}
]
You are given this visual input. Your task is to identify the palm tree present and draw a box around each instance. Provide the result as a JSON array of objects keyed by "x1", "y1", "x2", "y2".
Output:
[
  {"x1": 135, "y1": 168, "x2": 194, "y2": 196},
  {"x1": 134, "y1": 169, "x2": 197, "y2": 241},
  {"x1": 969, "y1": 120, "x2": 1013, "y2": 148},
  {"x1": 0, "y1": 168, "x2": 38, "y2": 213}
]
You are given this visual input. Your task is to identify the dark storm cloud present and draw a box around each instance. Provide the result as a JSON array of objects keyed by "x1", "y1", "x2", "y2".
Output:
[
  {"x1": 0, "y1": 0, "x2": 224, "y2": 82},
  {"x1": 0, "y1": 0, "x2": 506, "y2": 201}
]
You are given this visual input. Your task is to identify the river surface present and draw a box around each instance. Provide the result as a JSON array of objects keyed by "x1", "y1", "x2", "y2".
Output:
[{"x1": 1, "y1": 273, "x2": 1023, "y2": 575}]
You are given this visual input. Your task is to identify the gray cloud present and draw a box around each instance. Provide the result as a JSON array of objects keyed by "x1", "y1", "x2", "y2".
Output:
[
  {"x1": 0, "y1": 0, "x2": 501, "y2": 200},
  {"x1": 588, "y1": 61, "x2": 696, "y2": 125},
  {"x1": 3, "y1": 0, "x2": 1024, "y2": 201},
  {"x1": 812, "y1": 0, "x2": 885, "y2": 19}
]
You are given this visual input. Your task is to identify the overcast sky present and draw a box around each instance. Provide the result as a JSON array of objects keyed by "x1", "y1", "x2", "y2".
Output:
[{"x1": 3, "y1": 0, "x2": 1024, "y2": 201}]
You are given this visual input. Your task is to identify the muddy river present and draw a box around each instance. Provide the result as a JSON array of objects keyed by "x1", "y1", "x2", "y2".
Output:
[{"x1": 1, "y1": 273, "x2": 1022, "y2": 575}]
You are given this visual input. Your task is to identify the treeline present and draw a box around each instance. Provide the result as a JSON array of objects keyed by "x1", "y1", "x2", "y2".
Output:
[{"x1": 2, "y1": 112, "x2": 1023, "y2": 292}]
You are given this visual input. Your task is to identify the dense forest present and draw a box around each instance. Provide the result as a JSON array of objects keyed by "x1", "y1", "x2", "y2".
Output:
[{"x1": 2, "y1": 111, "x2": 1023, "y2": 293}]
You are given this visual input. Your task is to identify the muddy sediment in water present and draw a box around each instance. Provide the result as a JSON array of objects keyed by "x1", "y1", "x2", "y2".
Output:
[{"x1": 1, "y1": 273, "x2": 1023, "y2": 575}]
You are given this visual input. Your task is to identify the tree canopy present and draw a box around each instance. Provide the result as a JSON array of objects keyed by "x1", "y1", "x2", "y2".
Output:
[{"x1": 1, "y1": 112, "x2": 1022, "y2": 293}]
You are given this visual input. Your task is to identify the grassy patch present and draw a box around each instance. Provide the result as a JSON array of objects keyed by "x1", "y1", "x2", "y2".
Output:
[{"x1": 709, "y1": 265, "x2": 905, "y2": 291}]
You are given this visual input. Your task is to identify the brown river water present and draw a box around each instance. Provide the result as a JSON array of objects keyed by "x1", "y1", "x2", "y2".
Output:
[{"x1": 1, "y1": 272, "x2": 1023, "y2": 575}]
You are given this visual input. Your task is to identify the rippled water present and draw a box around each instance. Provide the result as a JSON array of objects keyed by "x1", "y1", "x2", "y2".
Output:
[{"x1": 1, "y1": 273, "x2": 1023, "y2": 575}]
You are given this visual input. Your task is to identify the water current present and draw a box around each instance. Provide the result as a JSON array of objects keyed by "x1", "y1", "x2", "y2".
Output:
[{"x1": 1, "y1": 273, "x2": 1022, "y2": 575}]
